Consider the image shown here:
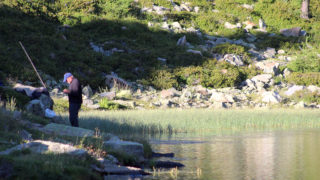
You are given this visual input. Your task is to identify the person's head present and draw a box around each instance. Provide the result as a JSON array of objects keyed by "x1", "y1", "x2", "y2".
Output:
[{"x1": 63, "y1": 72, "x2": 73, "y2": 84}]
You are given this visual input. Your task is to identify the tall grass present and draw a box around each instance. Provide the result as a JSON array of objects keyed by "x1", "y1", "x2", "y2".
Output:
[{"x1": 77, "y1": 109, "x2": 320, "y2": 136}]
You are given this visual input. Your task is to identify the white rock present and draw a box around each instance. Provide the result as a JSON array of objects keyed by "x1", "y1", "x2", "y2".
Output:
[
  {"x1": 194, "y1": 6, "x2": 200, "y2": 13},
  {"x1": 285, "y1": 85, "x2": 305, "y2": 96},
  {"x1": 225, "y1": 22, "x2": 241, "y2": 29},
  {"x1": 186, "y1": 49, "x2": 202, "y2": 56},
  {"x1": 262, "y1": 91, "x2": 282, "y2": 103},
  {"x1": 278, "y1": 49, "x2": 285, "y2": 54},
  {"x1": 241, "y1": 4, "x2": 254, "y2": 10},
  {"x1": 171, "y1": 22, "x2": 182, "y2": 29},
  {"x1": 307, "y1": 85, "x2": 320, "y2": 93},
  {"x1": 0, "y1": 140, "x2": 87, "y2": 156}
]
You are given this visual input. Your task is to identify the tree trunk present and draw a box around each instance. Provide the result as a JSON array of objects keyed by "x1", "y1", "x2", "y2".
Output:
[{"x1": 301, "y1": 0, "x2": 310, "y2": 20}]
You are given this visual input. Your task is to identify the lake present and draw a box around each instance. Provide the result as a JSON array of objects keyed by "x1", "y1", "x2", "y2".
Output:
[{"x1": 147, "y1": 129, "x2": 320, "y2": 180}]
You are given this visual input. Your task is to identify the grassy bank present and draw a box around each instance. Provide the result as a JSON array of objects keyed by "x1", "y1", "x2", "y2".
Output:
[{"x1": 76, "y1": 109, "x2": 320, "y2": 135}]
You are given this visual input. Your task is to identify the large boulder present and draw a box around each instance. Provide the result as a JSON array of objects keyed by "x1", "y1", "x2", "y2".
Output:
[
  {"x1": 221, "y1": 54, "x2": 244, "y2": 66},
  {"x1": 285, "y1": 85, "x2": 305, "y2": 96},
  {"x1": 82, "y1": 85, "x2": 93, "y2": 98},
  {"x1": 280, "y1": 27, "x2": 305, "y2": 37},
  {"x1": 26, "y1": 100, "x2": 43, "y2": 116},
  {"x1": 40, "y1": 123, "x2": 95, "y2": 137},
  {"x1": 0, "y1": 140, "x2": 87, "y2": 156},
  {"x1": 209, "y1": 91, "x2": 234, "y2": 103},
  {"x1": 25, "y1": 94, "x2": 54, "y2": 117},
  {"x1": 160, "y1": 88, "x2": 179, "y2": 99},
  {"x1": 104, "y1": 137, "x2": 144, "y2": 162},
  {"x1": 255, "y1": 61, "x2": 280, "y2": 75},
  {"x1": 261, "y1": 91, "x2": 282, "y2": 103}
]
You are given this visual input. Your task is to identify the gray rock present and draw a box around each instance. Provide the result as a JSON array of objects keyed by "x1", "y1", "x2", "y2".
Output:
[
  {"x1": 0, "y1": 140, "x2": 87, "y2": 156},
  {"x1": 285, "y1": 85, "x2": 305, "y2": 96},
  {"x1": 186, "y1": 49, "x2": 202, "y2": 56},
  {"x1": 259, "y1": 19, "x2": 267, "y2": 31},
  {"x1": 82, "y1": 85, "x2": 93, "y2": 98},
  {"x1": 278, "y1": 49, "x2": 285, "y2": 54},
  {"x1": 104, "y1": 139, "x2": 144, "y2": 162},
  {"x1": 171, "y1": 22, "x2": 182, "y2": 30},
  {"x1": 160, "y1": 88, "x2": 179, "y2": 99},
  {"x1": 39, "y1": 94, "x2": 53, "y2": 110},
  {"x1": 99, "y1": 92, "x2": 116, "y2": 100},
  {"x1": 40, "y1": 123, "x2": 95, "y2": 137},
  {"x1": 283, "y1": 68, "x2": 291, "y2": 78},
  {"x1": 242, "y1": 4, "x2": 254, "y2": 10},
  {"x1": 222, "y1": 54, "x2": 244, "y2": 66},
  {"x1": 19, "y1": 130, "x2": 33, "y2": 141},
  {"x1": 180, "y1": 4, "x2": 191, "y2": 12},
  {"x1": 261, "y1": 91, "x2": 282, "y2": 103},
  {"x1": 295, "y1": 101, "x2": 307, "y2": 108},
  {"x1": 157, "y1": 57, "x2": 167, "y2": 62},
  {"x1": 255, "y1": 61, "x2": 280, "y2": 75},
  {"x1": 210, "y1": 92, "x2": 234, "y2": 103},
  {"x1": 307, "y1": 85, "x2": 320, "y2": 93},
  {"x1": 177, "y1": 35, "x2": 187, "y2": 46},
  {"x1": 26, "y1": 100, "x2": 43, "y2": 116},
  {"x1": 161, "y1": 22, "x2": 170, "y2": 30},
  {"x1": 252, "y1": 74, "x2": 273, "y2": 84},
  {"x1": 225, "y1": 22, "x2": 241, "y2": 29},
  {"x1": 280, "y1": 27, "x2": 302, "y2": 37},
  {"x1": 194, "y1": 6, "x2": 200, "y2": 13},
  {"x1": 13, "y1": 83, "x2": 37, "y2": 97},
  {"x1": 263, "y1": 47, "x2": 276, "y2": 59}
]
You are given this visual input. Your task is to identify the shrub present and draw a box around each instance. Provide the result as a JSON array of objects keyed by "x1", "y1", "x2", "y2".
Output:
[
  {"x1": 200, "y1": 60, "x2": 242, "y2": 88},
  {"x1": 148, "y1": 69, "x2": 178, "y2": 90},
  {"x1": 287, "y1": 48, "x2": 320, "y2": 72},
  {"x1": 174, "y1": 66, "x2": 203, "y2": 86},
  {"x1": 99, "y1": 98, "x2": 126, "y2": 110},
  {"x1": 291, "y1": 90, "x2": 320, "y2": 104},
  {"x1": 286, "y1": 72, "x2": 320, "y2": 86},
  {"x1": 0, "y1": 87, "x2": 30, "y2": 110}
]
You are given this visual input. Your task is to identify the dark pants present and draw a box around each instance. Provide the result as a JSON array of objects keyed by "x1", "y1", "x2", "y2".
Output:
[{"x1": 69, "y1": 103, "x2": 81, "y2": 127}]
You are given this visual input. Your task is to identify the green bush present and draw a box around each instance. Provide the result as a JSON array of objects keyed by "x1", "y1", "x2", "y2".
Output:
[
  {"x1": 99, "y1": 98, "x2": 126, "y2": 110},
  {"x1": 287, "y1": 49, "x2": 320, "y2": 72},
  {"x1": 286, "y1": 72, "x2": 320, "y2": 86},
  {"x1": 174, "y1": 66, "x2": 203, "y2": 86},
  {"x1": 291, "y1": 90, "x2": 320, "y2": 104},
  {"x1": 0, "y1": 87, "x2": 30, "y2": 110},
  {"x1": 200, "y1": 60, "x2": 242, "y2": 88},
  {"x1": 148, "y1": 69, "x2": 178, "y2": 90}
]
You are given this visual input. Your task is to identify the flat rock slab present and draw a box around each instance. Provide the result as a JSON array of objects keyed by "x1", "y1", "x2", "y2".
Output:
[
  {"x1": 104, "y1": 175, "x2": 143, "y2": 180},
  {"x1": 92, "y1": 164, "x2": 149, "y2": 175},
  {"x1": 40, "y1": 123, "x2": 94, "y2": 137},
  {"x1": 0, "y1": 140, "x2": 87, "y2": 156},
  {"x1": 104, "y1": 139, "x2": 144, "y2": 162}
]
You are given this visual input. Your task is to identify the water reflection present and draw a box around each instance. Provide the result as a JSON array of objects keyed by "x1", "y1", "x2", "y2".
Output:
[{"x1": 148, "y1": 129, "x2": 320, "y2": 180}]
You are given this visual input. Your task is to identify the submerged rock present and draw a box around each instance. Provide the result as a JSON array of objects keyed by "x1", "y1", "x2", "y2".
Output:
[{"x1": 104, "y1": 138, "x2": 144, "y2": 162}]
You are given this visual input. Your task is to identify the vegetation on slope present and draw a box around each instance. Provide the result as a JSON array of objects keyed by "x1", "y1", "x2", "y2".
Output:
[{"x1": 0, "y1": 0, "x2": 319, "y2": 90}]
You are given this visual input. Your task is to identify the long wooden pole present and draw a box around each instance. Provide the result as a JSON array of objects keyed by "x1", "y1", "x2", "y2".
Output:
[{"x1": 19, "y1": 41, "x2": 47, "y2": 89}]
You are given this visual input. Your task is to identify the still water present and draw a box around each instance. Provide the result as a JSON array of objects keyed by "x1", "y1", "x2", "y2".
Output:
[{"x1": 147, "y1": 129, "x2": 320, "y2": 180}]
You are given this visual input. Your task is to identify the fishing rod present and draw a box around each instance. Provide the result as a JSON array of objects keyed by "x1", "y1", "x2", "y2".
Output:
[{"x1": 19, "y1": 41, "x2": 47, "y2": 89}]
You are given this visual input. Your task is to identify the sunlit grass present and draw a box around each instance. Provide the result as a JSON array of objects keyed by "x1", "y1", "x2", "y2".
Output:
[{"x1": 73, "y1": 109, "x2": 320, "y2": 135}]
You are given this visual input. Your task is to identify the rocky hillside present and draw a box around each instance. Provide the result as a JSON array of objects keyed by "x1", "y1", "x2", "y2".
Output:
[{"x1": 0, "y1": 0, "x2": 320, "y2": 107}]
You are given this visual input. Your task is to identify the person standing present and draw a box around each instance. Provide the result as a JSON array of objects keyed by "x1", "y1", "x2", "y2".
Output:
[{"x1": 63, "y1": 73, "x2": 82, "y2": 127}]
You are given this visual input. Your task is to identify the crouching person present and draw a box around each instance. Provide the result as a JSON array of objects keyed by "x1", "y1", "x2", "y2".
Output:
[{"x1": 63, "y1": 73, "x2": 82, "y2": 127}]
